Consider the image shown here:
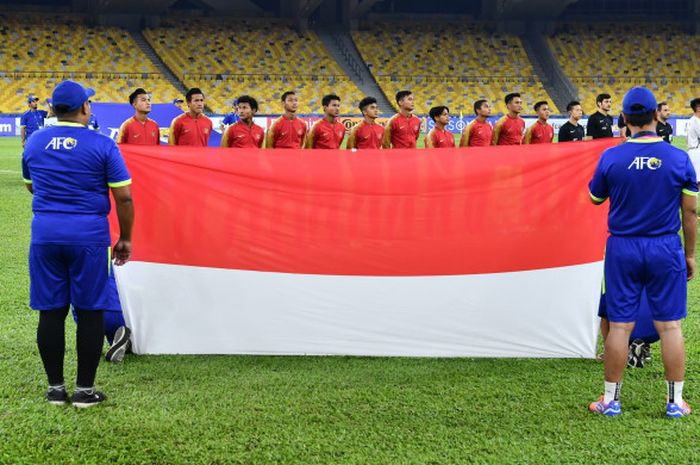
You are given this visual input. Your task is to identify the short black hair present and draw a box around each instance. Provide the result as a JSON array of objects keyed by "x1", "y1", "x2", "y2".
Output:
[
  {"x1": 623, "y1": 106, "x2": 656, "y2": 128},
  {"x1": 534, "y1": 101, "x2": 548, "y2": 112},
  {"x1": 473, "y1": 99, "x2": 488, "y2": 115},
  {"x1": 429, "y1": 105, "x2": 449, "y2": 122},
  {"x1": 236, "y1": 95, "x2": 258, "y2": 112},
  {"x1": 281, "y1": 91, "x2": 295, "y2": 102},
  {"x1": 359, "y1": 96, "x2": 377, "y2": 113},
  {"x1": 596, "y1": 93, "x2": 611, "y2": 105},
  {"x1": 186, "y1": 88, "x2": 204, "y2": 103},
  {"x1": 691, "y1": 98, "x2": 700, "y2": 112},
  {"x1": 395, "y1": 90, "x2": 412, "y2": 104},
  {"x1": 505, "y1": 93, "x2": 520, "y2": 105},
  {"x1": 322, "y1": 94, "x2": 340, "y2": 107},
  {"x1": 657, "y1": 101, "x2": 668, "y2": 111},
  {"x1": 53, "y1": 105, "x2": 81, "y2": 118},
  {"x1": 566, "y1": 100, "x2": 581, "y2": 112},
  {"x1": 129, "y1": 88, "x2": 148, "y2": 105}
]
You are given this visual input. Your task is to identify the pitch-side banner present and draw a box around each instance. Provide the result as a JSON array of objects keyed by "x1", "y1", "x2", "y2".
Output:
[{"x1": 112, "y1": 140, "x2": 618, "y2": 357}]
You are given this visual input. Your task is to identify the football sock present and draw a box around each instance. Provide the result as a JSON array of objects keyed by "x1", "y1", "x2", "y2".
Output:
[
  {"x1": 604, "y1": 380, "x2": 621, "y2": 404},
  {"x1": 667, "y1": 380, "x2": 684, "y2": 404},
  {"x1": 37, "y1": 306, "x2": 70, "y2": 386}
]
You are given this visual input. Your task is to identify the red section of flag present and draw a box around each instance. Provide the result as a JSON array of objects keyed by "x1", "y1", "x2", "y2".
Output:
[{"x1": 111, "y1": 141, "x2": 616, "y2": 276}]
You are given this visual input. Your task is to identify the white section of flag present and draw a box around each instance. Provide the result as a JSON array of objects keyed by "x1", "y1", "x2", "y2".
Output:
[{"x1": 115, "y1": 261, "x2": 602, "y2": 358}]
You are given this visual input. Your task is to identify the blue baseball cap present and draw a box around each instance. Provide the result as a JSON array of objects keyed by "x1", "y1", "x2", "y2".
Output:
[
  {"x1": 622, "y1": 87, "x2": 657, "y2": 115},
  {"x1": 27, "y1": 96, "x2": 39, "y2": 103},
  {"x1": 51, "y1": 80, "x2": 95, "y2": 111},
  {"x1": 172, "y1": 98, "x2": 184, "y2": 104}
]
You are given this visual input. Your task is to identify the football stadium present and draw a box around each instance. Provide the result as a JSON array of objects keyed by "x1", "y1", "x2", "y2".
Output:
[{"x1": 1, "y1": 0, "x2": 700, "y2": 463}]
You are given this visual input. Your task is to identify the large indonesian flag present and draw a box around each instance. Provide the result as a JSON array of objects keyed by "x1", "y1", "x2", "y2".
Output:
[{"x1": 112, "y1": 140, "x2": 617, "y2": 357}]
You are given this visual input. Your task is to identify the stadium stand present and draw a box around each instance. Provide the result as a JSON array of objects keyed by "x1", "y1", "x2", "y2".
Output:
[
  {"x1": 548, "y1": 23, "x2": 698, "y2": 114},
  {"x1": 352, "y1": 21, "x2": 559, "y2": 115},
  {"x1": 143, "y1": 18, "x2": 365, "y2": 114},
  {"x1": 0, "y1": 14, "x2": 179, "y2": 113}
]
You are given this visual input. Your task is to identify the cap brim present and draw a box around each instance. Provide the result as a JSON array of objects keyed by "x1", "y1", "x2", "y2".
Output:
[{"x1": 85, "y1": 88, "x2": 96, "y2": 99}]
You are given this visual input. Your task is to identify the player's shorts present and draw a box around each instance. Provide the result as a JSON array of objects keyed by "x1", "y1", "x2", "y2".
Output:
[
  {"x1": 29, "y1": 243, "x2": 115, "y2": 311},
  {"x1": 604, "y1": 234, "x2": 687, "y2": 323}
]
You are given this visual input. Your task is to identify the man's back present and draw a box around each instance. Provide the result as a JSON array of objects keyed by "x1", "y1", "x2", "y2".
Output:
[{"x1": 589, "y1": 135, "x2": 696, "y2": 236}]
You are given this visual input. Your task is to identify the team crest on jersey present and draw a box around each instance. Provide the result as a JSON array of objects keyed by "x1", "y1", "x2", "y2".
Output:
[
  {"x1": 628, "y1": 156, "x2": 662, "y2": 170},
  {"x1": 45, "y1": 137, "x2": 78, "y2": 150}
]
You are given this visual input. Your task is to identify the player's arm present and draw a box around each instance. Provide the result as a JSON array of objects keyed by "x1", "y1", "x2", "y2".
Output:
[
  {"x1": 21, "y1": 156, "x2": 32, "y2": 193},
  {"x1": 220, "y1": 126, "x2": 230, "y2": 148},
  {"x1": 168, "y1": 118, "x2": 179, "y2": 146},
  {"x1": 303, "y1": 123, "x2": 316, "y2": 149},
  {"x1": 111, "y1": 185, "x2": 134, "y2": 266},
  {"x1": 586, "y1": 115, "x2": 598, "y2": 137},
  {"x1": 381, "y1": 117, "x2": 394, "y2": 149},
  {"x1": 346, "y1": 124, "x2": 358, "y2": 149},
  {"x1": 264, "y1": 121, "x2": 276, "y2": 148},
  {"x1": 682, "y1": 191, "x2": 697, "y2": 280},
  {"x1": 588, "y1": 156, "x2": 608, "y2": 205},
  {"x1": 459, "y1": 123, "x2": 471, "y2": 148},
  {"x1": 20, "y1": 114, "x2": 27, "y2": 146},
  {"x1": 425, "y1": 129, "x2": 435, "y2": 148},
  {"x1": 491, "y1": 118, "x2": 503, "y2": 145},
  {"x1": 116, "y1": 120, "x2": 129, "y2": 144},
  {"x1": 523, "y1": 125, "x2": 533, "y2": 144}
]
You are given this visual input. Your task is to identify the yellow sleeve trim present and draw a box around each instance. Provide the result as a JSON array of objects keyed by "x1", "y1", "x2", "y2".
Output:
[
  {"x1": 589, "y1": 192, "x2": 606, "y2": 203},
  {"x1": 108, "y1": 179, "x2": 132, "y2": 188},
  {"x1": 682, "y1": 188, "x2": 699, "y2": 197},
  {"x1": 23, "y1": 178, "x2": 32, "y2": 184}
]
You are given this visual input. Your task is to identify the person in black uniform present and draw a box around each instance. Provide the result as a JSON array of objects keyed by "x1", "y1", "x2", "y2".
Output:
[
  {"x1": 558, "y1": 101, "x2": 585, "y2": 142},
  {"x1": 618, "y1": 112, "x2": 628, "y2": 138},
  {"x1": 656, "y1": 101, "x2": 673, "y2": 143},
  {"x1": 587, "y1": 93, "x2": 614, "y2": 139}
]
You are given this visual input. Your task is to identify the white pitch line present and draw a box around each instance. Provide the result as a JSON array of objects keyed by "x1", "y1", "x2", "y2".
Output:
[{"x1": 0, "y1": 169, "x2": 21, "y2": 175}]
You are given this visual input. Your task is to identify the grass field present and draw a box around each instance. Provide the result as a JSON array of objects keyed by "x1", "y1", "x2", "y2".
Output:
[{"x1": 1, "y1": 136, "x2": 698, "y2": 465}]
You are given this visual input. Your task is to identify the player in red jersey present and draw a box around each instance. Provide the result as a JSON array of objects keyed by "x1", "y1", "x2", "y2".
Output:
[
  {"x1": 220, "y1": 95, "x2": 264, "y2": 149},
  {"x1": 523, "y1": 101, "x2": 554, "y2": 144},
  {"x1": 460, "y1": 99, "x2": 493, "y2": 147},
  {"x1": 116, "y1": 88, "x2": 160, "y2": 145},
  {"x1": 382, "y1": 90, "x2": 421, "y2": 149},
  {"x1": 346, "y1": 96, "x2": 384, "y2": 150},
  {"x1": 492, "y1": 92, "x2": 525, "y2": 145},
  {"x1": 168, "y1": 87, "x2": 213, "y2": 146},
  {"x1": 265, "y1": 91, "x2": 307, "y2": 149},
  {"x1": 425, "y1": 106, "x2": 455, "y2": 148},
  {"x1": 304, "y1": 94, "x2": 346, "y2": 149}
]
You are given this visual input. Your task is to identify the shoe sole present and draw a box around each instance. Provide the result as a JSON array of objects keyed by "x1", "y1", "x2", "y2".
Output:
[
  {"x1": 105, "y1": 327, "x2": 131, "y2": 362},
  {"x1": 48, "y1": 400, "x2": 67, "y2": 406},
  {"x1": 72, "y1": 401, "x2": 104, "y2": 408}
]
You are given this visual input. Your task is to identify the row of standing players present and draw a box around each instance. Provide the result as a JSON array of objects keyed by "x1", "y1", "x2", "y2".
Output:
[{"x1": 114, "y1": 88, "x2": 678, "y2": 149}]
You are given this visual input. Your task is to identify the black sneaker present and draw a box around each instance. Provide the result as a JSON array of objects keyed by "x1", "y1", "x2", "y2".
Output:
[
  {"x1": 105, "y1": 326, "x2": 131, "y2": 363},
  {"x1": 46, "y1": 386, "x2": 68, "y2": 406},
  {"x1": 627, "y1": 339, "x2": 645, "y2": 368},
  {"x1": 641, "y1": 342, "x2": 652, "y2": 363},
  {"x1": 71, "y1": 388, "x2": 107, "y2": 408}
]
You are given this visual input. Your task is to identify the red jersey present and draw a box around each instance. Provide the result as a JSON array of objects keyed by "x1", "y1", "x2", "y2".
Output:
[
  {"x1": 523, "y1": 120, "x2": 554, "y2": 144},
  {"x1": 116, "y1": 116, "x2": 160, "y2": 145},
  {"x1": 346, "y1": 120, "x2": 384, "y2": 149},
  {"x1": 492, "y1": 114, "x2": 525, "y2": 145},
  {"x1": 265, "y1": 115, "x2": 307, "y2": 149},
  {"x1": 168, "y1": 112, "x2": 212, "y2": 146},
  {"x1": 425, "y1": 126, "x2": 455, "y2": 148},
  {"x1": 221, "y1": 121, "x2": 265, "y2": 148},
  {"x1": 383, "y1": 113, "x2": 421, "y2": 149},
  {"x1": 305, "y1": 118, "x2": 346, "y2": 149},
  {"x1": 460, "y1": 119, "x2": 493, "y2": 147}
]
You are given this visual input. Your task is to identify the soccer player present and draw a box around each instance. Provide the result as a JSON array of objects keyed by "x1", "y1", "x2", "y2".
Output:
[
  {"x1": 117, "y1": 88, "x2": 161, "y2": 145},
  {"x1": 460, "y1": 99, "x2": 492, "y2": 147},
  {"x1": 686, "y1": 98, "x2": 700, "y2": 177},
  {"x1": 21, "y1": 80, "x2": 134, "y2": 407},
  {"x1": 425, "y1": 106, "x2": 455, "y2": 148},
  {"x1": 588, "y1": 87, "x2": 696, "y2": 418},
  {"x1": 656, "y1": 101, "x2": 673, "y2": 143},
  {"x1": 219, "y1": 98, "x2": 239, "y2": 134},
  {"x1": 221, "y1": 95, "x2": 265, "y2": 148},
  {"x1": 492, "y1": 93, "x2": 525, "y2": 145},
  {"x1": 265, "y1": 91, "x2": 307, "y2": 149},
  {"x1": 558, "y1": 101, "x2": 585, "y2": 142},
  {"x1": 586, "y1": 93, "x2": 614, "y2": 139},
  {"x1": 169, "y1": 88, "x2": 213, "y2": 146},
  {"x1": 20, "y1": 95, "x2": 48, "y2": 147},
  {"x1": 523, "y1": 101, "x2": 553, "y2": 144},
  {"x1": 346, "y1": 97, "x2": 384, "y2": 150},
  {"x1": 304, "y1": 94, "x2": 346, "y2": 149},
  {"x1": 382, "y1": 90, "x2": 421, "y2": 149},
  {"x1": 617, "y1": 112, "x2": 628, "y2": 138}
]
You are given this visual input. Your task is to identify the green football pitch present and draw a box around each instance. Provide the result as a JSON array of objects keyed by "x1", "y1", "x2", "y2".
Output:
[{"x1": 0, "y1": 136, "x2": 698, "y2": 465}]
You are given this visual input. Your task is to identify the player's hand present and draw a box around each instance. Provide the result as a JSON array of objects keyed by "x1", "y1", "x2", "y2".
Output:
[
  {"x1": 113, "y1": 239, "x2": 132, "y2": 266},
  {"x1": 686, "y1": 256, "x2": 696, "y2": 281}
]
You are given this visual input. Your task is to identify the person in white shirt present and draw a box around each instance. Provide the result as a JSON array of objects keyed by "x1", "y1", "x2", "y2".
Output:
[
  {"x1": 43, "y1": 98, "x2": 58, "y2": 127},
  {"x1": 686, "y1": 98, "x2": 700, "y2": 178}
]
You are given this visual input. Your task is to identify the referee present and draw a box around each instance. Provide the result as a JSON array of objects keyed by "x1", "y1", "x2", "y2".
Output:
[
  {"x1": 586, "y1": 93, "x2": 614, "y2": 139},
  {"x1": 588, "y1": 87, "x2": 696, "y2": 418},
  {"x1": 22, "y1": 80, "x2": 134, "y2": 407}
]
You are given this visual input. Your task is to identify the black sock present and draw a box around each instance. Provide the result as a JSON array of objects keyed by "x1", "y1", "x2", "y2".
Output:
[
  {"x1": 37, "y1": 306, "x2": 70, "y2": 386},
  {"x1": 74, "y1": 309, "x2": 104, "y2": 388}
]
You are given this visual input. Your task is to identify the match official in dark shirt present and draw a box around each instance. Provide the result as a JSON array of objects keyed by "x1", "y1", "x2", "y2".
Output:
[
  {"x1": 559, "y1": 101, "x2": 585, "y2": 142},
  {"x1": 586, "y1": 93, "x2": 614, "y2": 139},
  {"x1": 656, "y1": 101, "x2": 673, "y2": 143}
]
